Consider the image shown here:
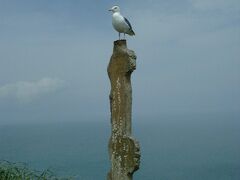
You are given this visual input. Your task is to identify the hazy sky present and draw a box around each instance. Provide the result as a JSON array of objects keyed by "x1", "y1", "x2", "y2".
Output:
[{"x1": 0, "y1": 0, "x2": 239, "y2": 125}]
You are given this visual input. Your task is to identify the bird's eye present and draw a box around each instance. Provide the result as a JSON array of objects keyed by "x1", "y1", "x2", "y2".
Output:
[{"x1": 114, "y1": 7, "x2": 117, "y2": 9}]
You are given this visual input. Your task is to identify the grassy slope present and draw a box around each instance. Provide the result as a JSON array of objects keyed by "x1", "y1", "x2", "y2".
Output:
[{"x1": 0, "y1": 160, "x2": 73, "y2": 180}]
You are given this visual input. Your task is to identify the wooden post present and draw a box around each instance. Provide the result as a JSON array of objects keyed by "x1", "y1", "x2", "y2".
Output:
[{"x1": 107, "y1": 40, "x2": 140, "y2": 180}]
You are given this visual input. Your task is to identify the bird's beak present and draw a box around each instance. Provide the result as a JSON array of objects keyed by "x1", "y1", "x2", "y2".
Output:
[{"x1": 108, "y1": 9, "x2": 112, "y2": 12}]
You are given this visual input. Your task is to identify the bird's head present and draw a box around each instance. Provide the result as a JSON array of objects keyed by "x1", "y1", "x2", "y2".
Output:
[{"x1": 109, "y1": 6, "x2": 120, "y2": 13}]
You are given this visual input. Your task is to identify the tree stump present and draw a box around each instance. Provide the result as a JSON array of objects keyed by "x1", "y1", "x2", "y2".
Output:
[{"x1": 107, "y1": 40, "x2": 140, "y2": 180}]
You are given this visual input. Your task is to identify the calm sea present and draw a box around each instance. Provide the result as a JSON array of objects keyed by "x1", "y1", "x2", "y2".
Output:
[{"x1": 0, "y1": 113, "x2": 240, "y2": 180}]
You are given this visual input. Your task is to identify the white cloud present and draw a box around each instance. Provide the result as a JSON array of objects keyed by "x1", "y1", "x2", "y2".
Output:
[{"x1": 0, "y1": 78, "x2": 64, "y2": 102}]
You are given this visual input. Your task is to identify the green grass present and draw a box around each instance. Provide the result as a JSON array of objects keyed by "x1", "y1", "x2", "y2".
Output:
[{"x1": 0, "y1": 160, "x2": 74, "y2": 180}]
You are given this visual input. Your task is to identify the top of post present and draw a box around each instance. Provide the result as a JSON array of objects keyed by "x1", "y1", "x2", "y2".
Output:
[
  {"x1": 109, "y1": 39, "x2": 136, "y2": 74},
  {"x1": 113, "y1": 40, "x2": 127, "y2": 52}
]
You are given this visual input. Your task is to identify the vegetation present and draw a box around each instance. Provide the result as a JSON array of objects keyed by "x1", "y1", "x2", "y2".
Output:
[{"x1": 0, "y1": 160, "x2": 74, "y2": 180}]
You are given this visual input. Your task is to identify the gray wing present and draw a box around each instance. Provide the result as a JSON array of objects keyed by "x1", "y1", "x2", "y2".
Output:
[{"x1": 124, "y1": 17, "x2": 133, "y2": 30}]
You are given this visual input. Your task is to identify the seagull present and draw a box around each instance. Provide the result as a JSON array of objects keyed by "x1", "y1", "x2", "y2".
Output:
[{"x1": 109, "y1": 5, "x2": 135, "y2": 40}]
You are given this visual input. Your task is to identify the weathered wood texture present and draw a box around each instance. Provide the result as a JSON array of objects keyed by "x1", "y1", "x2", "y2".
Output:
[{"x1": 107, "y1": 40, "x2": 140, "y2": 180}]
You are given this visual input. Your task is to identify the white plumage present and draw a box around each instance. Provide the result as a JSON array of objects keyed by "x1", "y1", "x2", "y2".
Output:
[{"x1": 109, "y1": 6, "x2": 135, "y2": 40}]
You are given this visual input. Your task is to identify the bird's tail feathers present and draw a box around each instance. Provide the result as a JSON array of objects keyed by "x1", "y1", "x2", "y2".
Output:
[{"x1": 128, "y1": 29, "x2": 135, "y2": 36}]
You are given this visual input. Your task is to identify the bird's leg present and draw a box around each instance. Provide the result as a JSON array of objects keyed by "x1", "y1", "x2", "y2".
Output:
[
  {"x1": 124, "y1": 33, "x2": 126, "y2": 39},
  {"x1": 119, "y1": 32, "x2": 121, "y2": 40}
]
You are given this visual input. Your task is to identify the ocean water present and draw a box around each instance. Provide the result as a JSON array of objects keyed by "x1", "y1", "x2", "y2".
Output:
[{"x1": 0, "y1": 114, "x2": 240, "y2": 180}]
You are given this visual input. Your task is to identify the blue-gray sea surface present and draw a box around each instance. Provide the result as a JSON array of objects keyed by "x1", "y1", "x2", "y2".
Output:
[{"x1": 0, "y1": 114, "x2": 239, "y2": 180}]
